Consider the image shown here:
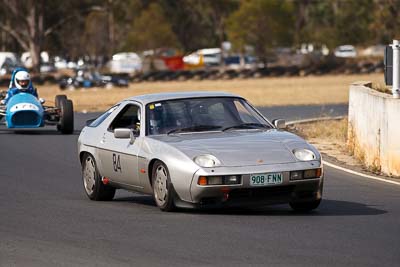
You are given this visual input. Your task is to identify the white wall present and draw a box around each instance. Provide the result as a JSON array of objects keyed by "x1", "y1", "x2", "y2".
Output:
[{"x1": 348, "y1": 82, "x2": 400, "y2": 176}]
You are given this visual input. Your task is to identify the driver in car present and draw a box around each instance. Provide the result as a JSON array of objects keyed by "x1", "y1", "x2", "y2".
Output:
[{"x1": 1, "y1": 68, "x2": 39, "y2": 105}]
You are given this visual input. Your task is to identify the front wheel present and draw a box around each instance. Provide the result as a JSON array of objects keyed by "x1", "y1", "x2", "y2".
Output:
[
  {"x1": 290, "y1": 199, "x2": 321, "y2": 212},
  {"x1": 82, "y1": 154, "x2": 115, "y2": 201},
  {"x1": 152, "y1": 161, "x2": 176, "y2": 212},
  {"x1": 58, "y1": 98, "x2": 74, "y2": 134}
]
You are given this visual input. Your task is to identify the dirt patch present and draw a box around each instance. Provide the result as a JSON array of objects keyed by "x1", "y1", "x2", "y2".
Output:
[{"x1": 35, "y1": 73, "x2": 385, "y2": 112}]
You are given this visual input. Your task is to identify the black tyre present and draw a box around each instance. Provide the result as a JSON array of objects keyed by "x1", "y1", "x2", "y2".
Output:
[
  {"x1": 82, "y1": 153, "x2": 115, "y2": 201},
  {"x1": 55, "y1": 95, "x2": 67, "y2": 108},
  {"x1": 152, "y1": 161, "x2": 176, "y2": 212},
  {"x1": 58, "y1": 98, "x2": 74, "y2": 134},
  {"x1": 290, "y1": 199, "x2": 321, "y2": 212},
  {"x1": 55, "y1": 95, "x2": 67, "y2": 131}
]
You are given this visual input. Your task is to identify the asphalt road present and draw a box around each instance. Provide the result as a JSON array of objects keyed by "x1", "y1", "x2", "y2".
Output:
[{"x1": 1, "y1": 106, "x2": 399, "y2": 267}]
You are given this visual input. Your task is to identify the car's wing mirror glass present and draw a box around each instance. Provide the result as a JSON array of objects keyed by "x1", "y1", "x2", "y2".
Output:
[
  {"x1": 114, "y1": 128, "x2": 131, "y2": 139},
  {"x1": 272, "y1": 119, "x2": 286, "y2": 129}
]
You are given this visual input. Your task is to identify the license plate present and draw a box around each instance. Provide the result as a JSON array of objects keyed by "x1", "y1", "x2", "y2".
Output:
[{"x1": 250, "y1": 173, "x2": 283, "y2": 186}]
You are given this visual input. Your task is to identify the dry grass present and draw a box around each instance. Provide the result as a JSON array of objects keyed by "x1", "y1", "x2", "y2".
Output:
[
  {"x1": 293, "y1": 118, "x2": 348, "y2": 145},
  {"x1": 372, "y1": 82, "x2": 392, "y2": 94},
  {"x1": 37, "y1": 73, "x2": 385, "y2": 111},
  {"x1": 292, "y1": 118, "x2": 363, "y2": 167}
]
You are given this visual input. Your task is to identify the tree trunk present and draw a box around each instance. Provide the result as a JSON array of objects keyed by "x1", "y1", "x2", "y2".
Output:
[{"x1": 108, "y1": 0, "x2": 114, "y2": 58}]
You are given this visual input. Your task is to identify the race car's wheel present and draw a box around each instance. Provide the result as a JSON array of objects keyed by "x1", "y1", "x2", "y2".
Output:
[
  {"x1": 290, "y1": 199, "x2": 321, "y2": 212},
  {"x1": 58, "y1": 98, "x2": 74, "y2": 134},
  {"x1": 82, "y1": 153, "x2": 115, "y2": 201},
  {"x1": 55, "y1": 95, "x2": 67, "y2": 131},
  {"x1": 55, "y1": 95, "x2": 67, "y2": 108},
  {"x1": 152, "y1": 161, "x2": 176, "y2": 212}
]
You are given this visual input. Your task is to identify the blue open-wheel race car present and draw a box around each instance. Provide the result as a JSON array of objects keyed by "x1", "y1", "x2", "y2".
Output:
[{"x1": 0, "y1": 68, "x2": 74, "y2": 134}]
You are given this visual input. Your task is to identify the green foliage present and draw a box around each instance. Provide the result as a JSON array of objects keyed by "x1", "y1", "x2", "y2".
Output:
[
  {"x1": 1, "y1": 0, "x2": 400, "y2": 61},
  {"x1": 161, "y1": 0, "x2": 239, "y2": 51},
  {"x1": 226, "y1": 0, "x2": 294, "y2": 58},
  {"x1": 81, "y1": 11, "x2": 109, "y2": 57},
  {"x1": 370, "y1": 0, "x2": 400, "y2": 44},
  {"x1": 303, "y1": 0, "x2": 374, "y2": 48},
  {"x1": 122, "y1": 2, "x2": 180, "y2": 51}
]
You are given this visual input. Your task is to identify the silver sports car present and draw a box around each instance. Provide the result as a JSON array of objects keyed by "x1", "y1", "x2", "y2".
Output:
[{"x1": 78, "y1": 92, "x2": 323, "y2": 212}]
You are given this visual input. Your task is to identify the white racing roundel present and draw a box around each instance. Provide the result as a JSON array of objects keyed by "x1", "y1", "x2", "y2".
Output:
[{"x1": 10, "y1": 103, "x2": 40, "y2": 112}]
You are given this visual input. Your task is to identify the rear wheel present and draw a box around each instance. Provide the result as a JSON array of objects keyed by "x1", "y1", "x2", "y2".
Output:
[
  {"x1": 58, "y1": 98, "x2": 74, "y2": 134},
  {"x1": 82, "y1": 154, "x2": 115, "y2": 201},
  {"x1": 152, "y1": 161, "x2": 176, "y2": 212},
  {"x1": 290, "y1": 199, "x2": 321, "y2": 212},
  {"x1": 55, "y1": 95, "x2": 67, "y2": 131}
]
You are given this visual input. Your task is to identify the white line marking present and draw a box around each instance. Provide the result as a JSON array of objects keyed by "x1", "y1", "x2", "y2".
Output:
[{"x1": 323, "y1": 160, "x2": 400, "y2": 186}]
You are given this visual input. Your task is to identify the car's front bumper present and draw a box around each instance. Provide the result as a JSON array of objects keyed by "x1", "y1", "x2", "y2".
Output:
[{"x1": 177, "y1": 160, "x2": 323, "y2": 209}]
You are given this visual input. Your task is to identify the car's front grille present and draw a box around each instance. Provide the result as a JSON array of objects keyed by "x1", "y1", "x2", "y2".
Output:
[
  {"x1": 229, "y1": 185, "x2": 295, "y2": 201},
  {"x1": 12, "y1": 111, "x2": 40, "y2": 126}
]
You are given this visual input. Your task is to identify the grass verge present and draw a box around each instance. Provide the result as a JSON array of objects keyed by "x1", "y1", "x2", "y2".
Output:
[
  {"x1": 35, "y1": 73, "x2": 385, "y2": 112},
  {"x1": 290, "y1": 118, "x2": 365, "y2": 169}
]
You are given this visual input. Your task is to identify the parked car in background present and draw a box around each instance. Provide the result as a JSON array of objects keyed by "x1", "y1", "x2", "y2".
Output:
[
  {"x1": 183, "y1": 48, "x2": 222, "y2": 69},
  {"x1": 108, "y1": 52, "x2": 143, "y2": 75},
  {"x1": 224, "y1": 55, "x2": 258, "y2": 70},
  {"x1": 360, "y1": 45, "x2": 385, "y2": 58},
  {"x1": 141, "y1": 48, "x2": 185, "y2": 72},
  {"x1": 334, "y1": 45, "x2": 357, "y2": 58}
]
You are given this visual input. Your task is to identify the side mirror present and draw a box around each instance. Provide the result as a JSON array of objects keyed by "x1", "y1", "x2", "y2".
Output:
[
  {"x1": 272, "y1": 119, "x2": 286, "y2": 129},
  {"x1": 114, "y1": 128, "x2": 131, "y2": 139},
  {"x1": 114, "y1": 128, "x2": 139, "y2": 144}
]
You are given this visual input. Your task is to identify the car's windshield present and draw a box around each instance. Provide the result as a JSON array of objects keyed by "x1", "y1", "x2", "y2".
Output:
[{"x1": 146, "y1": 97, "x2": 272, "y2": 135}]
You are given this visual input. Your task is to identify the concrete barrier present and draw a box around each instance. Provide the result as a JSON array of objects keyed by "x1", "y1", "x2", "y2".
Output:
[{"x1": 348, "y1": 82, "x2": 400, "y2": 176}]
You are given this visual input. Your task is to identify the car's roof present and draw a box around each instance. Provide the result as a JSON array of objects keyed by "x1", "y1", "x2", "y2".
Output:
[{"x1": 123, "y1": 91, "x2": 242, "y2": 105}]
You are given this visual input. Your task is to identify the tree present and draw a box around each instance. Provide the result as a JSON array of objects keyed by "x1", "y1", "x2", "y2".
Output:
[
  {"x1": 0, "y1": 0, "x2": 105, "y2": 71},
  {"x1": 123, "y1": 2, "x2": 180, "y2": 51},
  {"x1": 302, "y1": 0, "x2": 374, "y2": 48},
  {"x1": 293, "y1": 0, "x2": 311, "y2": 45},
  {"x1": 370, "y1": 0, "x2": 400, "y2": 44},
  {"x1": 0, "y1": 0, "x2": 46, "y2": 71},
  {"x1": 226, "y1": 0, "x2": 294, "y2": 61},
  {"x1": 162, "y1": 0, "x2": 239, "y2": 52},
  {"x1": 81, "y1": 11, "x2": 109, "y2": 60}
]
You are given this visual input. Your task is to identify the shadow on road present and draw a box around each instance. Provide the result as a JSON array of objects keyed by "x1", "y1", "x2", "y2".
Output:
[
  {"x1": 113, "y1": 196, "x2": 387, "y2": 217},
  {"x1": 0, "y1": 129, "x2": 80, "y2": 135}
]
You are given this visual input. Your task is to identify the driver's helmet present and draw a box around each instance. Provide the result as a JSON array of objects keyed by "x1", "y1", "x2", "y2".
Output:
[{"x1": 14, "y1": 70, "x2": 31, "y2": 91}]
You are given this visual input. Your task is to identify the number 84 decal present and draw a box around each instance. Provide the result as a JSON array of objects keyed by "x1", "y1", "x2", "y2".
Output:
[{"x1": 112, "y1": 153, "x2": 122, "y2": 172}]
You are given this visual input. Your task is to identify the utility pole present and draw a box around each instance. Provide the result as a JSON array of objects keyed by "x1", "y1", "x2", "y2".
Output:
[{"x1": 391, "y1": 40, "x2": 400, "y2": 98}]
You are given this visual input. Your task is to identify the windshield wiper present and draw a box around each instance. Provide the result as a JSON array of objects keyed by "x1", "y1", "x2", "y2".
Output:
[
  {"x1": 167, "y1": 125, "x2": 222, "y2": 135},
  {"x1": 222, "y1": 123, "x2": 269, "y2": 132}
]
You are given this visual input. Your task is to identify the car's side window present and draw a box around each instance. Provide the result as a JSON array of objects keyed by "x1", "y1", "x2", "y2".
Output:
[
  {"x1": 108, "y1": 104, "x2": 141, "y2": 133},
  {"x1": 88, "y1": 105, "x2": 119, "y2": 127}
]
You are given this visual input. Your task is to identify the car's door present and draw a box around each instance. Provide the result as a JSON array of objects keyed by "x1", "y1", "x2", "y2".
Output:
[{"x1": 97, "y1": 102, "x2": 143, "y2": 189}]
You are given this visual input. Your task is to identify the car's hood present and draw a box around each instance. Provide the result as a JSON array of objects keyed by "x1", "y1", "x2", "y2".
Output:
[{"x1": 150, "y1": 130, "x2": 314, "y2": 167}]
